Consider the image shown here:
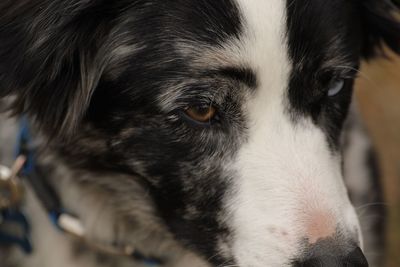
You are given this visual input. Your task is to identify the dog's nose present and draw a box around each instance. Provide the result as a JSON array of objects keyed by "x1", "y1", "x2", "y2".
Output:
[{"x1": 294, "y1": 246, "x2": 368, "y2": 267}]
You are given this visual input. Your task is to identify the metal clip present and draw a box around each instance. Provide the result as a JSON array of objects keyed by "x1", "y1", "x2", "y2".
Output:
[{"x1": 0, "y1": 156, "x2": 26, "y2": 209}]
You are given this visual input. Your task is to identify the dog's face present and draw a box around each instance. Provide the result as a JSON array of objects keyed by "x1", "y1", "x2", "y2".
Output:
[{"x1": 1, "y1": 0, "x2": 400, "y2": 266}]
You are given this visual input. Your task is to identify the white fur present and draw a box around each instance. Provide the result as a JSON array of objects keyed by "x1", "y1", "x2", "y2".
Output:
[{"x1": 221, "y1": 1, "x2": 362, "y2": 266}]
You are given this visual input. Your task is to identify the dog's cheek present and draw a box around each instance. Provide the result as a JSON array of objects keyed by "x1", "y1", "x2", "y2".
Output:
[
  {"x1": 143, "y1": 161, "x2": 237, "y2": 264},
  {"x1": 91, "y1": 110, "x2": 246, "y2": 261}
]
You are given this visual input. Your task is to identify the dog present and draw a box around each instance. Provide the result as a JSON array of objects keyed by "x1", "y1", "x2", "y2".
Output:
[{"x1": 1, "y1": 1, "x2": 400, "y2": 266}]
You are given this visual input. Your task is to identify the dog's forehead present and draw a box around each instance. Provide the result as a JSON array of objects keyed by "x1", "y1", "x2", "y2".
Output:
[
  {"x1": 170, "y1": 0, "x2": 288, "y2": 70},
  {"x1": 111, "y1": 0, "x2": 360, "y2": 83},
  {"x1": 168, "y1": 0, "x2": 359, "y2": 82}
]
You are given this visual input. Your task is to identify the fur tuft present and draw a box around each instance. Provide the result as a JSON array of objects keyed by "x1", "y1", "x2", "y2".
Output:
[{"x1": 0, "y1": 1, "x2": 114, "y2": 138}]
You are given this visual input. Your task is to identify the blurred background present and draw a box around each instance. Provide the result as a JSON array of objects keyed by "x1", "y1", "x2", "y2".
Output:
[{"x1": 355, "y1": 49, "x2": 400, "y2": 267}]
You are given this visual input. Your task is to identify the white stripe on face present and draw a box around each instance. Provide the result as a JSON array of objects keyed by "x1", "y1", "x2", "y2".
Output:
[{"x1": 223, "y1": 1, "x2": 362, "y2": 265}]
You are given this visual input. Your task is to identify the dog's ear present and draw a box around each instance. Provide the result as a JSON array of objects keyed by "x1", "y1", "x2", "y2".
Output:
[
  {"x1": 360, "y1": 0, "x2": 400, "y2": 59},
  {"x1": 0, "y1": 2, "x2": 111, "y2": 139}
]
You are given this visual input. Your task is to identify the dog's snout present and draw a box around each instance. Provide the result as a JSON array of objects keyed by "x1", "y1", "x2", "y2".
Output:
[
  {"x1": 305, "y1": 210, "x2": 336, "y2": 244},
  {"x1": 294, "y1": 245, "x2": 368, "y2": 267}
]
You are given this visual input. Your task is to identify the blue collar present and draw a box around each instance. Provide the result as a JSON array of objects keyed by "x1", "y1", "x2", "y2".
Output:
[{"x1": 0, "y1": 117, "x2": 161, "y2": 267}]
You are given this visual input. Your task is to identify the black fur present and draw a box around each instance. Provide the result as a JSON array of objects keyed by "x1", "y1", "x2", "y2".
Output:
[
  {"x1": 286, "y1": 0, "x2": 400, "y2": 147},
  {"x1": 360, "y1": 0, "x2": 400, "y2": 58}
]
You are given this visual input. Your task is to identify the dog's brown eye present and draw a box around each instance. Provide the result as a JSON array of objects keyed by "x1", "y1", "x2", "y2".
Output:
[{"x1": 185, "y1": 105, "x2": 217, "y2": 123}]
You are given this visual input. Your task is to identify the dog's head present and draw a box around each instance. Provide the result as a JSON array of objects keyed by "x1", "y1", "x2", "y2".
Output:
[{"x1": 1, "y1": 0, "x2": 400, "y2": 266}]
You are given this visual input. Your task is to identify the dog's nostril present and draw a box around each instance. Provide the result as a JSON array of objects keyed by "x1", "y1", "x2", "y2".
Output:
[{"x1": 294, "y1": 246, "x2": 368, "y2": 267}]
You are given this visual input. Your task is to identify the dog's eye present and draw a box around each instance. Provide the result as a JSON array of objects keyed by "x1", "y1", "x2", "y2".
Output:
[
  {"x1": 184, "y1": 105, "x2": 217, "y2": 124},
  {"x1": 327, "y1": 79, "x2": 345, "y2": 97}
]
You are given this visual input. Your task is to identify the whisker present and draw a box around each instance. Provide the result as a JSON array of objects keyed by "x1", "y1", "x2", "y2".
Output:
[
  {"x1": 356, "y1": 202, "x2": 389, "y2": 211},
  {"x1": 355, "y1": 202, "x2": 388, "y2": 219}
]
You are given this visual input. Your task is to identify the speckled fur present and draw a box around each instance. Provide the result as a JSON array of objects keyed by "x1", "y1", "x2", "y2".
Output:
[{"x1": 0, "y1": 110, "x2": 209, "y2": 267}]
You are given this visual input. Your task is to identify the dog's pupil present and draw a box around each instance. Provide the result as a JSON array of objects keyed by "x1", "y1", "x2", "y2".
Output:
[{"x1": 196, "y1": 107, "x2": 211, "y2": 115}]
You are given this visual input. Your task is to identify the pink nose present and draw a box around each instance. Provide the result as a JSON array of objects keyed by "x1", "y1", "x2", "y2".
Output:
[{"x1": 305, "y1": 210, "x2": 336, "y2": 244}]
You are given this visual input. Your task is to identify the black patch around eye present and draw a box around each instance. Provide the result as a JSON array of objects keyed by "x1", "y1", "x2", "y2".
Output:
[
  {"x1": 285, "y1": 0, "x2": 362, "y2": 148},
  {"x1": 317, "y1": 79, "x2": 354, "y2": 147}
]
